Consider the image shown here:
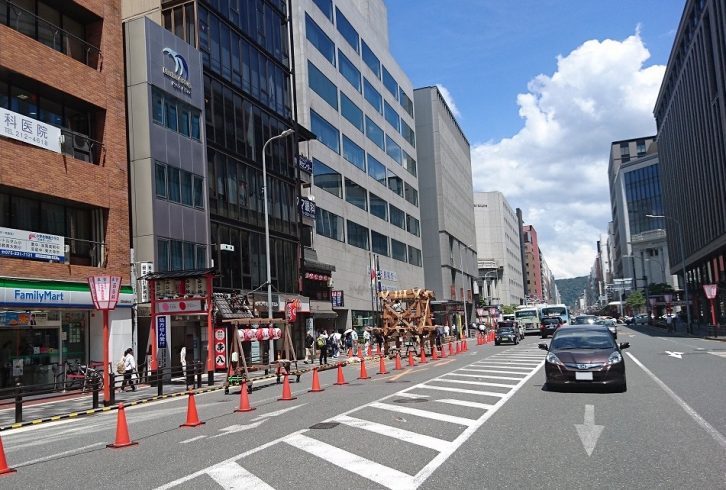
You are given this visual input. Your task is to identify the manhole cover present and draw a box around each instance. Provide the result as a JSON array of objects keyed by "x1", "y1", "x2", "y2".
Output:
[
  {"x1": 393, "y1": 398, "x2": 427, "y2": 404},
  {"x1": 309, "y1": 422, "x2": 340, "y2": 430}
]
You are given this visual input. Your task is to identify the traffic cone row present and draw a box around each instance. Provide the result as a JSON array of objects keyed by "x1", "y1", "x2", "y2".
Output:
[
  {"x1": 278, "y1": 374, "x2": 297, "y2": 401},
  {"x1": 180, "y1": 391, "x2": 205, "y2": 427},
  {"x1": 394, "y1": 353, "x2": 403, "y2": 370}
]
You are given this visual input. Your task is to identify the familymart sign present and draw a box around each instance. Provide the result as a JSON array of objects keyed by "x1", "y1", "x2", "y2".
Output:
[{"x1": 0, "y1": 279, "x2": 134, "y2": 308}]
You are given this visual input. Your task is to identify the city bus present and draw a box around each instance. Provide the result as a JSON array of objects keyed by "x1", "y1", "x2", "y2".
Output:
[
  {"x1": 540, "y1": 304, "x2": 570, "y2": 325},
  {"x1": 515, "y1": 305, "x2": 541, "y2": 335}
]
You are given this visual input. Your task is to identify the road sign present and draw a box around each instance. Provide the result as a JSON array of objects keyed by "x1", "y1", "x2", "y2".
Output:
[{"x1": 704, "y1": 284, "x2": 718, "y2": 300}]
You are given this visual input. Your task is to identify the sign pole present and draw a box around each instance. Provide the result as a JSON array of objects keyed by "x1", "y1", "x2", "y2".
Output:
[
  {"x1": 103, "y1": 309, "x2": 110, "y2": 406},
  {"x1": 206, "y1": 272, "x2": 214, "y2": 386},
  {"x1": 149, "y1": 280, "x2": 157, "y2": 372}
]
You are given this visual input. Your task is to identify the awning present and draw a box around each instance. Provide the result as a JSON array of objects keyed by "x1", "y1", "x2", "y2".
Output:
[{"x1": 310, "y1": 300, "x2": 337, "y2": 318}]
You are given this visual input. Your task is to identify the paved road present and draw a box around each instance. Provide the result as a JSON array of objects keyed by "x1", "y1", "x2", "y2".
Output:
[{"x1": 1, "y1": 330, "x2": 725, "y2": 489}]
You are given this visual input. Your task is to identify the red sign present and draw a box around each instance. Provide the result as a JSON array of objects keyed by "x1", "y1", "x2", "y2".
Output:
[
  {"x1": 87, "y1": 275, "x2": 122, "y2": 310},
  {"x1": 703, "y1": 284, "x2": 718, "y2": 300},
  {"x1": 214, "y1": 328, "x2": 226, "y2": 369},
  {"x1": 286, "y1": 299, "x2": 300, "y2": 322},
  {"x1": 157, "y1": 299, "x2": 204, "y2": 313}
]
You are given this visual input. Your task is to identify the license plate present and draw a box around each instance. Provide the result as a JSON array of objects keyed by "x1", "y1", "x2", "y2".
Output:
[{"x1": 575, "y1": 372, "x2": 593, "y2": 381}]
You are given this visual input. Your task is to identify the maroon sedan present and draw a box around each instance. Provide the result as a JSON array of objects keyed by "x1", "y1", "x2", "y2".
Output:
[{"x1": 539, "y1": 326, "x2": 629, "y2": 392}]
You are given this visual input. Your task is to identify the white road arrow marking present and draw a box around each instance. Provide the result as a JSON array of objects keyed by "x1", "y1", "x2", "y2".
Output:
[
  {"x1": 250, "y1": 403, "x2": 306, "y2": 422},
  {"x1": 575, "y1": 404, "x2": 604, "y2": 457},
  {"x1": 212, "y1": 419, "x2": 266, "y2": 438},
  {"x1": 665, "y1": 351, "x2": 684, "y2": 359}
]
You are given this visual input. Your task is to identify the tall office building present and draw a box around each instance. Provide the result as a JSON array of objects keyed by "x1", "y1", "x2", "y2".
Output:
[
  {"x1": 292, "y1": 0, "x2": 423, "y2": 331},
  {"x1": 522, "y1": 225, "x2": 543, "y2": 302},
  {"x1": 608, "y1": 138, "x2": 672, "y2": 290},
  {"x1": 654, "y1": 0, "x2": 726, "y2": 321},
  {"x1": 0, "y1": 1, "x2": 133, "y2": 388},
  {"x1": 473, "y1": 192, "x2": 524, "y2": 307},
  {"x1": 415, "y1": 86, "x2": 477, "y2": 324}
]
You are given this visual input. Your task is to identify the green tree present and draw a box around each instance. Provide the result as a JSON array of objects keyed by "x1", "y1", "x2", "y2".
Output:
[
  {"x1": 626, "y1": 290, "x2": 646, "y2": 312},
  {"x1": 502, "y1": 304, "x2": 516, "y2": 315}
]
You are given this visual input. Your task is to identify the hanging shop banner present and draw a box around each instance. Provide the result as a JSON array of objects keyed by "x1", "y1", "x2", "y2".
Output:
[
  {"x1": 296, "y1": 154, "x2": 313, "y2": 173},
  {"x1": 286, "y1": 299, "x2": 300, "y2": 322},
  {"x1": 1, "y1": 107, "x2": 62, "y2": 153},
  {"x1": 703, "y1": 284, "x2": 718, "y2": 300},
  {"x1": 214, "y1": 328, "x2": 226, "y2": 369},
  {"x1": 0, "y1": 226, "x2": 65, "y2": 263},
  {"x1": 331, "y1": 290, "x2": 344, "y2": 308},
  {"x1": 156, "y1": 315, "x2": 169, "y2": 349}
]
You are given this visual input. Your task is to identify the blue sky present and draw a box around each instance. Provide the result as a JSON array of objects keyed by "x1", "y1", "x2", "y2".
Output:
[{"x1": 385, "y1": 0, "x2": 685, "y2": 278}]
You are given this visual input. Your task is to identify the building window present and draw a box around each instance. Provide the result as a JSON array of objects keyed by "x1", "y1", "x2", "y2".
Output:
[
  {"x1": 408, "y1": 245, "x2": 422, "y2": 266},
  {"x1": 401, "y1": 120, "x2": 415, "y2": 147},
  {"x1": 312, "y1": 0, "x2": 334, "y2": 21},
  {"x1": 311, "y1": 110, "x2": 340, "y2": 153},
  {"x1": 308, "y1": 61, "x2": 338, "y2": 109},
  {"x1": 406, "y1": 214, "x2": 420, "y2": 236},
  {"x1": 151, "y1": 88, "x2": 201, "y2": 140},
  {"x1": 362, "y1": 41, "x2": 381, "y2": 78},
  {"x1": 157, "y1": 238, "x2": 206, "y2": 272},
  {"x1": 342, "y1": 135, "x2": 365, "y2": 171},
  {"x1": 385, "y1": 135, "x2": 402, "y2": 165},
  {"x1": 335, "y1": 7, "x2": 359, "y2": 53},
  {"x1": 152, "y1": 90, "x2": 164, "y2": 124},
  {"x1": 392, "y1": 239, "x2": 407, "y2": 262},
  {"x1": 364, "y1": 78, "x2": 382, "y2": 113},
  {"x1": 636, "y1": 139, "x2": 647, "y2": 156},
  {"x1": 313, "y1": 158, "x2": 342, "y2": 198},
  {"x1": 347, "y1": 220, "x2": 369, "y2": 250},
  {"x1": 387, "y1": 173, "x2": 403, "y2": 197},
  {"x1": 390, "y1": 205, "x2": 405, "y2": 229},
  {"x1": 167, "y1": 167, "x2": 181, "y2": 203},
  {"x1": 340, "y1": 93, "x2": 364, "y2": 132},
  {"x1": 365, "y1": 116, "x2": 384, "y2": 150},
  {"x1": 382, "y1": 66, "x2": 398, "y2": 98},
  {"x1": 338, "y1": 50, "x2": 361, "y2": 92},
  {"x1": 305, "y1": 14, "x2": 335, "y2": 66},
  {"x1": 404, "y1": 182, "x2": 418, "y2": 207},
  {"x1": 155, "y1": 161, "x2": 205, "y2": 210},
  {"x1": 155, "y1": 162, "x2": 167, "y2": 198},
  {"x1": 345, "y1": 178, "x2": 367, "y2": 211},
  {"x1": 316, "y1": 207, "x2": 344, "y2": 241},
  {"x1": 403, "y1": 151, "x2": 417, "y2": 176},
  {"x1": 369, "y1": 193, "x2": 387, "y2": 221},
  {"x1": 193, "y1": 176, "x2": 204, "y2": 208},
  {"x1": 371, "y1": 230, "x2": 389, "y2": 256},
  {"x1": 384, "y1": 101, "x2": 400, "y2": 132},
  {"x1": 367, "y1": 154, "x2": 387, "y2": 186},
  {"x1": 181, "y1": 170, "x2": 193, "y2": 206},
  {"x1": 399, "y1": 90, "x2": 414, "y2": 117}
]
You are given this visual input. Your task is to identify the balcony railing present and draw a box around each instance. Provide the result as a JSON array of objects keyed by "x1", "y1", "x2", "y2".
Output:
[
  {"x1": 60, "y1": 127, "x2": 103, "y2": 165},
  {"x1": 1, "y1": 0, "x2": 102, "y2": 69}
]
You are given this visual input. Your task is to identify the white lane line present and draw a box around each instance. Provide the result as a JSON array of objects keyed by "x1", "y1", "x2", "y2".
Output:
[
  {"x1": 435, "y1": 378, "x2": 517, "y2": 389},
  {"x1": 13, "y1": 442, "x2": 106, "y2": 468},
  {"x1": 394, "y1": 392, "x2": 429, "y2": 399},
  {"x1": 333, "y1": 414, "x2": 450, "y2": 451},
  {"x1": 411, "y1": 361, "x2": 544, "y2": 487},
  {"x1": 489, "y1": 356, "x2": 543, "y2": 360},
  {"x1": 458, "y1": 368, "x2": 528, "y2": 376},
  {"x1": 283, "y1": 433, "x2": 414, "y2": 489},
  {"x1": 481, "y1": 359, "x2": 541, "y2": 363},
  {"x1": 435, "y1": 399, "x2": 494, "y2": 410},
  {"x1": 179, "y1": 435, "x2": 206, "y2": 444},
  {"x1": 418, "y1": 385, "x2": 508, "y2": 398},
  {"x1": 446, "y1": 373, "x2": 523, "y2": 381},
  {"x1": 473, "y1": 363, "x2": 533, "y2": 370},
  {"x1": 627, "y1": 353, "x2": 726, "y2": 451},
  {"x1": 475, "y1": 360, "x2": 537, "y2": 365},
  {"x1": 368, "y1": 402, "x2": 476, "y2": 426},
  {"x1": 250, "y1": 403, "x2": 306, "y2": 421},
  {"x1": 207, "y1": 461, "x2": 275, "y2": 489}
]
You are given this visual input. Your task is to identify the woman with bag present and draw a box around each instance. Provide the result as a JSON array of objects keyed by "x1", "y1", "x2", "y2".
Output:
[{"x1": 120, "y1": 348, "x2": 137, "y2": 392}]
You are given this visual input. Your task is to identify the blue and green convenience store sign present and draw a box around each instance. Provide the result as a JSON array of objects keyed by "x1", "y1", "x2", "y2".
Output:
[{"x1": 0, "y1": 278, "x2": 134, "y2": 309}]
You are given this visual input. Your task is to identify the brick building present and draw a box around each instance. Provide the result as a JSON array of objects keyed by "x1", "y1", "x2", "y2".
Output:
[{"x1": 0, "y1": 0, "x2": 133, "y2": 389}]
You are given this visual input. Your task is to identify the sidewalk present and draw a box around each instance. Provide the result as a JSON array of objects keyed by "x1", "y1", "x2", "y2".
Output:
[{"x1": 629, "y1": 321, "x2": 724, "y2": 341}]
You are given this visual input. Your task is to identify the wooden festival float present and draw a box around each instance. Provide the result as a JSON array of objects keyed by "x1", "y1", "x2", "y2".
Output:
[{"x1": 374, "y1": 288, "x2": 437, "y2": 356}]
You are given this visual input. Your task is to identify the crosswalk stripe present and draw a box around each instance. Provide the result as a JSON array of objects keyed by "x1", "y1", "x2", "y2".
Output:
[
  {"x1": 283, "y1": 432, "x2": 414, "y2": 489},
  {"x1": 486, "y1": 358, "x2": 541, "y2": 363},
  {"x1": 206, "y1": 461, "x2": 274, "y2": 489},
  {"x1": 436, "y1": 378, "x2": 517, "y2": 388},
  {"x1": 368, "y1": 401, "x2": 476, "y2": 426},
  {"x1": 458, "y1": 368, "x2": 529, "y2": 376},
  {"x1": 435, "y1": 399, "x2": 494, "y2": 410},
  {"x1": 445, "y1": 372, "x2": 523, "y2": 381},
  {"x1": 394, "y1": 392, "x2": 429, "y2": 399},
  {"x1": 473, "y1": 363, "x2": 533, "y2": 370},
  {"x1": 333, "y1": 414, "x2": 450, "y2": 451},
  {"x1": 418, "y1": 384, "x2": 507, "y2": 398}
]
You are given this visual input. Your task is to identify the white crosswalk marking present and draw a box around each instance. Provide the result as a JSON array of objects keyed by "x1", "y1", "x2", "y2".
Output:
[
  {"x1": 458, "y1": 367, "x2": 529, "y2": 376},
  {"x1": 283, "y1": 432, "x2": 415, "y2": 489},
  {"x1": 419, "y1": 384, "x2": 508, "y2": 397},
  {"x1": 437, "y1": 377, "x2": 517, "y2": 388},
  {"x1": 333, "y1": 414, "x2": 450, "y2": 451},
  {"x1": 473, "y1": 363, "x2": 533, "y2": 370},
  {"x1": 708, "y1": 351, "x2": 726, "y2": 358},
  {"x1": 435, "y1": 399, "x2": 494, "y2": 410},
  {"x1": 207, "y1": 461, "x2": 275, "y2": 489},
  {"x1": 368, "y1": 401, "x2": 477, "y2": 426},
  {"x1": 445, "y1": 372, "x2": 524, "y2": 381}
]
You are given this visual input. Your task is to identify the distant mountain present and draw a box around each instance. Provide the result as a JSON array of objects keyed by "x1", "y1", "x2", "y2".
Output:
[{"x1": 555, "y1": 276, "x2": 588, "y2": 309}]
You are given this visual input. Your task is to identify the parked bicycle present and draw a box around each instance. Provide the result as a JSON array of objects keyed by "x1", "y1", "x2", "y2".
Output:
[{"x1": 53, "y1": 360, "x2": 103, "y2": 393}]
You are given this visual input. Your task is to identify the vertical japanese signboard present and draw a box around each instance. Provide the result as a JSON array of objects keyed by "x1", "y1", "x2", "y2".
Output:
[{"x1": 214, "y1": 328, "x2": 226, "y2": 369}]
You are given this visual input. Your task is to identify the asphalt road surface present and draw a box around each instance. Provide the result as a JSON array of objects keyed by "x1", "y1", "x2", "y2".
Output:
[{"x1": 1, "y1": 327, "x2": 725, "y2": 489}]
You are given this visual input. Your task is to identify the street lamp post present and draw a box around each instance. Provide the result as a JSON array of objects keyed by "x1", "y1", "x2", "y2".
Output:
[
  {"x1": 262, "y1": 128, "x2": 294, "y2": 366},
  {"x1": 646, "y1": 214, "x2": 691, "y2": 333}
]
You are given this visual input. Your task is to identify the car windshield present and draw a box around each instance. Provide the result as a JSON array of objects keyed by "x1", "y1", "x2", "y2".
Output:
[
  {"x1": 550, "y1": 330, "x2": 615, "y2": 350},
  {"x1": 499, "y1": 328, "x2": 514, "y2": 333}
]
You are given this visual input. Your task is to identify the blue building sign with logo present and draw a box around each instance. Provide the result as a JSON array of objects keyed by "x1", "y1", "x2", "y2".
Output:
[{"x1": 157, "y1": 316, "x2": 168, "y2": 349}]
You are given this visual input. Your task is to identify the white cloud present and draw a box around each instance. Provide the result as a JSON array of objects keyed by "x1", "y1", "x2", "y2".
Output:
[
  {"x1": 436, "y1": 84, "x2": 461, "y2": 118},
  {"x1": 471, "y1": 32, "x2": 665, "y2": 278}
]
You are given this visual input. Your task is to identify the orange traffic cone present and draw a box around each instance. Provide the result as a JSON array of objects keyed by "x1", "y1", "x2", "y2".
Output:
[
  {"x1": 357, "y1": 346, "x2": 363, "y2": 358},
  {"x1": 367, "y1": 344, "x2": 372, "y2": 356},
  {"x1": 449, "y1": 342, "x2": 454, "y2": 356},
  {"x1": 180, "y1": 391, "x2": 205, "y2": 428},
  {"x1": 377, "y1": 356, "x2": 388, "y2": 375},
  {"x1": 408, "y1": 350, "x2": 415, "y2": 366},
  {"x1": 278, "y1": 374, "x2": 297, "y2": 401},
  {"x1": 440, "y1": 343, "x2": 447, "y2": 358},
  {"x1": 235, "y1": 381, "x2": 255, "y2": 412},
  {"x1": 394, "y1": 353, "x2": 403, "y2": 370},
  {"x1": 107, "y1": 403, "x2": 138, "y2": 448},
  {"x1": 431, "y1": 345, "x2": 439, "y2": 360},
  {"x1": 420, "y1": 348, "x2": 428, "y2": 364},
  {"x1": 462, "y1": 339, "x2": 467, "y2": 352},
  {"x1": 0, "y1": 433, "x2": 15, "y2": 475},
  {"x1": 358, "y1": 359, "x2": 371, "y2": 380},
  {"x1": 455, "y1": 341, "x2": 461, "y2": 354},
  {"x1": 309, "y1": 368, "x2": 324, "y2": 392},
  {"x1": 334, "y1": 363, "x2": 348, "y2": 385}
]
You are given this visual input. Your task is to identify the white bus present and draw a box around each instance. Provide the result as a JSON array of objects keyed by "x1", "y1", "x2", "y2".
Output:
[
  {"x1": 515, "y1": 305, "x2": 541, "y2": 334},
  {"x1": 540, "y1": 304, "x2": 570, "y2": 325}
]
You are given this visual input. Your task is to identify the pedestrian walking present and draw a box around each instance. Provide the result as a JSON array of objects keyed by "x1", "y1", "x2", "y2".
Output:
[
  {"x1": 304, "y1": 332, "x2": 314, "y2": 364},
  {"x1": 444, "y1": 324, "x2": 450, "y2": 338},
  {"x1": 317, "y1": 330, "x2": 329, "y2": 365},
  {"x1": 180, "y1": 345, "x2": 189, "y2": 388},
  {"x1": 363, "y1": 329, "x2": 371, "y2": 351},
  {"x1": 121, "y1": 348, "x2": 137, "y2": 392},
  {"x1": 333, "y1": 330, "x2": 342, "y2": 358}
]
